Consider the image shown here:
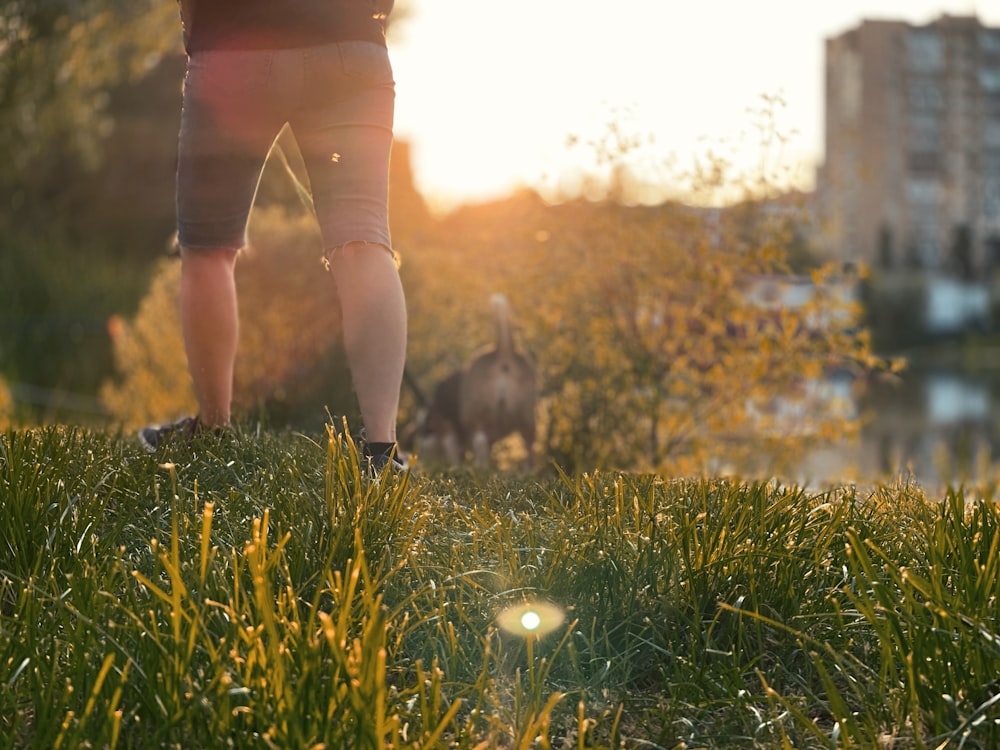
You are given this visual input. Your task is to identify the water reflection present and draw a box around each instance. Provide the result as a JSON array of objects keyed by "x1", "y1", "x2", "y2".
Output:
[{"x1": 826, "y1": 368, "x2": 999, "y2": 490}]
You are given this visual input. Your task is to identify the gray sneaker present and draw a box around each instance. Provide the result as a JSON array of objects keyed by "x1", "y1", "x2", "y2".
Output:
[
  {"x1": 138, "y1": 416, "x2": 227, "y2": 453},
  {"x1": 368, "y1": 451, "x2": 409, "y2": 473},
  {"x1": 361, "y1": 441, "x2": 410, "y2": 475}
]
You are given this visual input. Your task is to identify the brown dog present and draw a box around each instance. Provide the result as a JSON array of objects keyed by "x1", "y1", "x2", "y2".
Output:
[{"x1": 404, "y1": 294, "x2": 537, "y2": 468}]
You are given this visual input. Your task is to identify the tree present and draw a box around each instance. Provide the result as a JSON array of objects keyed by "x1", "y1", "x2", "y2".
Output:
[
  {"x1": 513, "y1": 198, "x2": 874, "y2": 476},
  {"x1": 400, "y1": 109, "x2": 889, "y2": 476},
  {"x1": 0, "y1": 0, "x2": 180, "y2": 195}
]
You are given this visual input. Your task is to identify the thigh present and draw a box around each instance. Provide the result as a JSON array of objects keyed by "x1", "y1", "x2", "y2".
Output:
[
  {"x1": 176, "y1": 50, "x2": 287, "y2": 250},
  {"x1": 291, "y1": 42, "x2": 396, "y2": 252}
]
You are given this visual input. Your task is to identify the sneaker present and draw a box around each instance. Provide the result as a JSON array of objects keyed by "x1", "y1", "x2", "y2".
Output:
[
  {"x1": 368, "y1": 451, "x2": 409, "y2": 474},
  {"x1": 137, "y1": 416, "x2": 225, "y2": 453},
  {"x1": 361, "y1": 441, "x2": 410, "y2": 475}
]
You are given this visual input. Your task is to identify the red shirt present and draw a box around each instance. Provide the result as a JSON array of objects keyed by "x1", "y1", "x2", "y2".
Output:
[{"x1": 179, "y1": 0, "x2": 389, "y2": 53}]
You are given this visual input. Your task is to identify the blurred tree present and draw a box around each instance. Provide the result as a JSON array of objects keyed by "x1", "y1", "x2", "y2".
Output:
[
  {"x1": 0, "y1": 0, "x2": 178, "y2": 419},
  {"x1": 99, "y1": 257, "x2": 195, "y2": 428},
  {"x1": 101, "y1": 207, "x2": 352, "y2": 432},
  {"x1": 399, "y1": 110, "x2": 891, "y2": 476},
  {"x1": 0, "y1": 0, "x2": 179, "y2": 199},
  {"x1": 523, "y1": 197, "x2": 876, "y2": 475}
]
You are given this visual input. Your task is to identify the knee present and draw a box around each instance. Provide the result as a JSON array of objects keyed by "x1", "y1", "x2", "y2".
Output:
[
  {"x1": 180, "y1": 245, "x2": 239, "y2": 264},
  {"x1": 324, "y1": 241, "x2": 397, "y2": 273}
]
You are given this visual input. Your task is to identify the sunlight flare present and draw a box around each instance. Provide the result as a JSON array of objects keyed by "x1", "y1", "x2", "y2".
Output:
[{"x1": 497, "y1": 600, "x2": 565, "y2": 638}]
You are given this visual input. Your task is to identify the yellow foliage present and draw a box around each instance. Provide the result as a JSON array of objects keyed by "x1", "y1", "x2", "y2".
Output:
[
  {"x1": 522, "y1": 204, "x2": 873, "y2": 476},
  {"x1": 401, "y1": 173, "x2": 881, "y2": 478},
  {"x1": 102, "y1": 207, "x2": 349, "y2": 430},
  {"x1": 100, "y1": 259, "x2": 195, "y2": 429},
  {"x1": 228, "y1": 207, "x2": 344, "y2": 411}
]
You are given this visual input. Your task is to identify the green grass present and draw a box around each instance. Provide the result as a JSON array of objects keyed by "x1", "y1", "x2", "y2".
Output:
[{"x1": 2, "y1": 426, "x2": 1000, "y2": 748}]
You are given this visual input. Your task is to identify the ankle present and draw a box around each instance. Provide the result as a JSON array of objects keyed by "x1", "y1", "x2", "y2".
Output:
[{"x1": 365, "y1": 441, "x2": 397, "y2": 458}]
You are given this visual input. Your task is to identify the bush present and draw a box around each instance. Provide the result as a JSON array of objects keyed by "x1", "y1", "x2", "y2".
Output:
[
  {"x1": 396, "y1": 106, "x2": 892, "y2": 476},
  {"x1": 101, "y1": 206, "x2": 357, "y2": 431}
]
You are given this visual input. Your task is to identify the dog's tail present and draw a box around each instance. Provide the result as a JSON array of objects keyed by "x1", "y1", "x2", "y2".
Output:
[{"x1": 490, "y1": 293, "x2": 515, "y2": 359}]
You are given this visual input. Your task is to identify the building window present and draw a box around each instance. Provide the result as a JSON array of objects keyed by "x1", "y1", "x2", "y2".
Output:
[
  {"x1": 980, "y1": 30, "x2": 1000, "y2": 56},
  {"x1": 987, "y1": 121, "x2": 1000, "y2": 149},
  {"x1": 981, "y1": 67, "x2": 1000, "y2": 93},
  {"x1": 985, "y1": 95, "x2": 1000, "y2": 123},
  {"x1": 908, "y1": 79, "x2": 945, "y2": 110},
  {"x1": 906, "y1": 177, "x2": 942, "y2": 206},
  {"x1": 986, "y1": 151, "x2": 1000, "y2": 180},
  {"x1": 908, "y1": 30, "x2": 945, "y2": 73},
  {"x1": 909, "y1": 113, "x2": 943, "y2": 150},
  {"x1": 985, "y1": 180, "x2": 1000, "y2": 220},
  {"x1": 912, "y1": 221, "x2": 942, "y2": 267},
  {"x1": 909, "y1": 153, "x2": 943, "y2": 173}
]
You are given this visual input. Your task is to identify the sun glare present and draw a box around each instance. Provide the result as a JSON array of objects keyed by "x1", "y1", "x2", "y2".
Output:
[
  {"x1": 390, "y1": 0, "x2": 1000, "y2": 213},
  {"x1": 497, "y1": 600, "x2": 565, "y2": 638},
  {"x1": 389, "y1": 0, "x2": 815, "y2": 211},
  {"x1": 520, "y1": 610, "x2": 542, "y2": 631}
]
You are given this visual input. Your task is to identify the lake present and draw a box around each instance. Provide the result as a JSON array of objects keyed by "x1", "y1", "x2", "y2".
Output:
[{"x1": 803, "y1": 366, "x2": 1000, "y2": 493}]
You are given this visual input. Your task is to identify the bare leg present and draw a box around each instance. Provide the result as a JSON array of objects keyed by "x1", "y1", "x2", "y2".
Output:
[
  {"x1": 328, "y1": 242, "x2": 406, "y2": 444},
  {"x1": 179, "y1": 247, "x2": 240, "y2": 427}
]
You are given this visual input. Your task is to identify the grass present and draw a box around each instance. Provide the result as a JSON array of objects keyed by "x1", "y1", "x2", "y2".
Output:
[{"x1": 2, "y1": 425, "x2": 1000, "y2": 748}]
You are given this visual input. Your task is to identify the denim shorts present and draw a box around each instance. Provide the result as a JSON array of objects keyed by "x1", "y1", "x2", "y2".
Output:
[{"x1": 176, "y1": 41, "x2": 395, "y2": 253}]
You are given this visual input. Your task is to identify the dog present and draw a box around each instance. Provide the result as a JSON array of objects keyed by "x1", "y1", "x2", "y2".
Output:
[
  {"x1": 402, "y1": 367, "x2": 466, "y2": 465},
  {"x1": 403, "y1": 294, "x2": 537, "y2": 468}
]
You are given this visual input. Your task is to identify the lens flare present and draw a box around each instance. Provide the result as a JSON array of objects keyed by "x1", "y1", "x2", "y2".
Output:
[{"x1": 497, "y1": 600, "x2": 564, "y2": 638}]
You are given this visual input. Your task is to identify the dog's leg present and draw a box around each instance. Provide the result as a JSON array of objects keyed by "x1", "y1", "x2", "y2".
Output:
[
  {"x1": 442, "y1": 430, "x2": 462, "y2": 466},
  {"x1": 519, "y1": 424, "x2": 536, "y2": 471},
  {"x1": 415, "y1": 431, "x2": 437, "y2": 461},
  {"x1": 471, "y1": 430, "x2": 491, "y2": 467}
]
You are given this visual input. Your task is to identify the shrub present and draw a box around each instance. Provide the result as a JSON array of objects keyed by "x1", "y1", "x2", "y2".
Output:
[
  {"x1": 396, "y1": 102, "x2": 895, "y2": 476},
  {"x1": 101, "y1": 206, "x2": 356, "y2": 431},
  {"x1": 100, "y1": 258, "x2": 195, "y2": 429}
]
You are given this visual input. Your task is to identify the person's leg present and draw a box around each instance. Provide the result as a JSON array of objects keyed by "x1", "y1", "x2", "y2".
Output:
[
  {"x1": 294, "y1": 41, "x2": 403, "y2": 448},
  {"x1": 173, "y1": 49, "x2": 286, "y2": 430},
  {"x1": 179, "y1": 246, "x2": 240, "y2": 427},
  {"x1": 327, "y1": 243, "x2": 406, "y2": 444}
]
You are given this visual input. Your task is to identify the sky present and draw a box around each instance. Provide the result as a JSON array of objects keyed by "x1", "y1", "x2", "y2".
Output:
[{"x1": 386, "y1": 0, "x2": 1000, "y2": 213}]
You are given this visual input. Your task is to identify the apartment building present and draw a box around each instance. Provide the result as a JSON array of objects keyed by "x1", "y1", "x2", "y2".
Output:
[{"x1": 817, "y1": 15, "x2": 1000, "y2": 274}]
